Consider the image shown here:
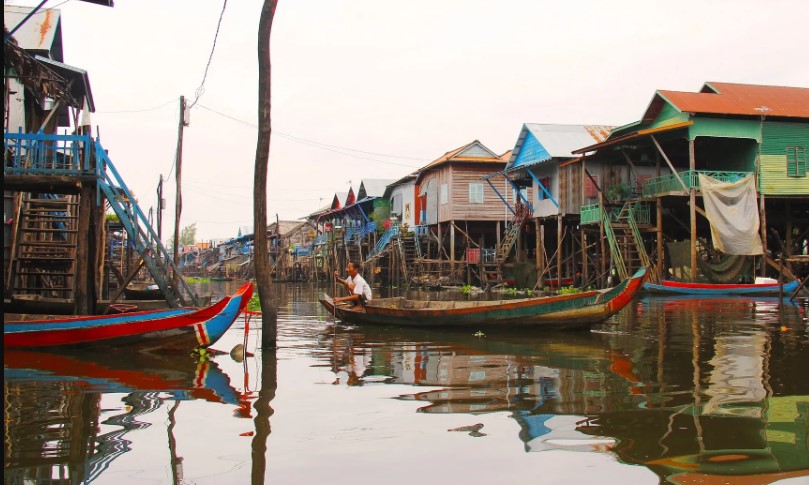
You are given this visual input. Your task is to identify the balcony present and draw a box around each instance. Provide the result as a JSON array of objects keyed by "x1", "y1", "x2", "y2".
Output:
[
  {"x1": 580, "y1": 204, "x2": 602, "y2": 225},
  {"x1": 4, "y1": 131, "x2": 98, "y2": 177},
  {"x1": 641, "y1": 170, "x2": 752, "y2": 197}
]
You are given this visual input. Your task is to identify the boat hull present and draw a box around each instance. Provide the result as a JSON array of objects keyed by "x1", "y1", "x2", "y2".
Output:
[
  {"x1": 4, "y1": 283, "x2": 253, "y2": 351},
  {"x1": 643, "y1": 280, "x2": 799, "y2": 296},
  {"x1": 321, "y1": 267, "x2": 647, "y2": 330}
]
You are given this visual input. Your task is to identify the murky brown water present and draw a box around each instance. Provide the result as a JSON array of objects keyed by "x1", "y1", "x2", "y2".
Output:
[{"x1": 4, "y1": 281, "x2": 809, "y2": 485}]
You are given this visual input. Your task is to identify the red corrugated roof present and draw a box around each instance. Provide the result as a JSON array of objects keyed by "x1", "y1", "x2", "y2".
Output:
[{"x1": 653, "y1": 82, "x2": 809, "y2": 119}]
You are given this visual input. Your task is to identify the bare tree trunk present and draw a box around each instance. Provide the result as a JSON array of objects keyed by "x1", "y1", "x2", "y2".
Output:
[{"x1": 255, "y1": 0, "x2": 278, "y2": 348}]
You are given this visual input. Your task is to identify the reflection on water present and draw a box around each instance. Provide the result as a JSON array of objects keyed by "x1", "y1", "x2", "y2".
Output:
[{"x1": 4, "y1": 281, "x2": 808, "y2": 484}]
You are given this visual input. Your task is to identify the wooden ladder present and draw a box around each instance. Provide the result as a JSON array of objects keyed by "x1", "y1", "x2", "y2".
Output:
[{"x1": 11, "y1": 196, "x2": 79, "y2": 298}]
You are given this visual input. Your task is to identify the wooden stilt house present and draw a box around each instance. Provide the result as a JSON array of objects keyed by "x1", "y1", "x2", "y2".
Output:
[
  {"x1": 485, "y1": 124, "x2": 612, "y2": 289},
  {"x1": 573, "y1": 82, "x2": 809, "y2": 285}
]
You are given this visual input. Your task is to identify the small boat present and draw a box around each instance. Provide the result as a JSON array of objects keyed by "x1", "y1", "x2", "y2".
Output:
[
  {"x1": 643, "y1": 278, "x2": 799, "y2": 296},
  {"x1": 123, "y1": 282, "x2": 164, "y2": 300},
  {"x1": 4, "y1": 282, "x2": 253, "y2": 351},
  {"x1": 320, "y1": 267, "x2": 648, "y2": 330}
]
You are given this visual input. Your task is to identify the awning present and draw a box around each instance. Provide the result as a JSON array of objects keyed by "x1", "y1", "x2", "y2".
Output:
[{"x1": 572, "y1": 121, "x2": 693, "y2": 155}]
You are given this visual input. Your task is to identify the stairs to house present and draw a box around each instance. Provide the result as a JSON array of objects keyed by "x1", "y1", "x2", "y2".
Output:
[
  {"x1": 95, "y1": 141, "x2": 198, "y2": 307},
  {"x1": 9, "y1": 195, "x2": 78, "y2": 298},
  {"x1": 496, "y1": 203, "x2": 532, "y2": 264},
  {"x1": 604, "y1": 201, "x2": 656, "y2": 283}
]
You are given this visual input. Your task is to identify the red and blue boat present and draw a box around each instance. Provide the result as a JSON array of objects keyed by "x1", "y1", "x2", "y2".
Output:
[
  {"x1": 643, "y1": 279, "x2": 799, "y2": 296},
  {"x1": 4, "y1": 282, "x2": 253, "y2": 351}
]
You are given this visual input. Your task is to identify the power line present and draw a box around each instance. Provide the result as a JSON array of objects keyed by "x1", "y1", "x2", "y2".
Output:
[
  {"x1": 195, "y1": 103, "x2": 425, "y2": 167},
  {"x1": 188, "y1": 0, "x2": 228, "y2": 109},
  {"x1": 95, "y1": 98, "x2": 177, "y2": 114}
]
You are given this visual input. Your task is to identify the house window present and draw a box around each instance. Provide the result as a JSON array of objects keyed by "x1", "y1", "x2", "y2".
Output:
[
  {"x1": 537, "y1": 177, "x2": 551, "y2": 200},
  {"x1": 787, "y1": 146, "x2": 807, "y2": 177},
  {"x1": 469, "y1": 183, "x2": 484, "y2": 204},
  {"x1": 440, "y1": 183, "x2": 448, "y2": 205},
  {"x1": 584, "y1": 175, "x2": 599, "y2": 198}
]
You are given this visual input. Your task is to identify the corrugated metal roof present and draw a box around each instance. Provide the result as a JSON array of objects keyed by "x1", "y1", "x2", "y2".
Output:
[
  {"x1": 5, "y1": 5, "x2": 63, "y2": 61},
  {"x1": 358, "y1": 179, "x2": 397, "y2": 198},
  {"x1": 506, "y1": 124, "x2": 613, "y2": 170},
  {"x1": 419, "y1": 140, "x2": 503, "y2": 172},
  {"x1": 34, "y1": 55, "x2": 95, "y2": 112},
  {"x1": 647, "y1": 82, "x2": 809, "y2": 120}
]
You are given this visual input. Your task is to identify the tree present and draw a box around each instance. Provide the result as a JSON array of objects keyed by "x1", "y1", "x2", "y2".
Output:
[
  {"x1": 166, "y1": 222, "x2": 197, "y2": 252},
  {"x1": 254, "y1": 0, "x2": 279, "y2": 349},
  {"x1": 180, "y1": 222, "x2": 197, "y2": 246}
]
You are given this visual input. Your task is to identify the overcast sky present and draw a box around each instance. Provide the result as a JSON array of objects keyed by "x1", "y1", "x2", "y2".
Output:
[{"x1": 10, "y1": 0, "x2": 809, "y2": 241}]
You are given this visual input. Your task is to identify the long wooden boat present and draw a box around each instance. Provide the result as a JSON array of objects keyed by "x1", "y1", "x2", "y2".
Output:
[
  {"x1": 643, "y1": 279, "x2": 799, "y2": 296},
  {"x1": 4, "y1": 282, "x2": 253, "y2": 351},
  {"x1": 320, "y1": 267, "x2": 648, "y2": 330}
]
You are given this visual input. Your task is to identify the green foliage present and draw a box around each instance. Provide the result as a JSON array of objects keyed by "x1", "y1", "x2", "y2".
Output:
[
  {"x1": 461, "y1": 284, "x2": 473, "y2": 295},
  {"x1": 185, "y1": 276, "x2": 209, "y2": 283},
  {"x1": 180, "y1": 222, "x2": 197, "y2": 245},
  {"x1": 247, "y1": 292, "x2": 261, "y2": 312},
  {"x1": 557, "y1": 285, "x2": 582, "y2": 295},
  {"x1": 105, "y1": 213, "x2": 119, "y2": 222},
  {"x1": 524, "y1": 288, "x2": 533, "y2": 297}
]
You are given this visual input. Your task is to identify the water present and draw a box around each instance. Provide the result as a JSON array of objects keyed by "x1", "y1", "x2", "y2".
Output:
[{"x1": 4, "y1": 281, "x2": 809, "y2": 485}]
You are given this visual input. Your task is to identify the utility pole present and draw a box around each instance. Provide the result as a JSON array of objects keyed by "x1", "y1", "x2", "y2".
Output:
[
  {"x1": 157, "y1": 174, "x2": 164, "y2": 240},
  {"x1": 173, "y1": 96, "x2": 188, "y2": 284}
]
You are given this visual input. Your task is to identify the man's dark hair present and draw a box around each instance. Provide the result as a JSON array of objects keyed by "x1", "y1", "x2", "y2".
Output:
[{"x1": 348, "y1": 260, "x2": 362, "y2": 271}]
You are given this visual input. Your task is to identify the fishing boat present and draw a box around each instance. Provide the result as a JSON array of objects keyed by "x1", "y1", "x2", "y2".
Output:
[
  {"x1": 4, "y1": 282, "x2": 253, "y2": 351},
  {"x1": 320, "y1": 267, "x2": 648, "y2": 330},
  {"x1": 643, "y1": 278, "x2": 799, "y2": 296}
]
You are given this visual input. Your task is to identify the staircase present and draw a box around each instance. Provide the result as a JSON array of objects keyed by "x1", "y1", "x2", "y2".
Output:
[
  {"x1": 603, "y1": 201, "x2": 654, "y2": 282},
  {"x1": 497, "y1": 203, "x2": 531, "y2": 263},
  {"x1": 10, "y1": 195, "x2": 78, "y2": 298},
  {"x1": 95, "y1": 141, "x2": 198, "y2": 307}
]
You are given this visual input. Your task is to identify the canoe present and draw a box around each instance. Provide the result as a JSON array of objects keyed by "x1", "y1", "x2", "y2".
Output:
[
  {"x1": 123, "y1": 282, "x2": 164, "y2": 300},
  {"x1": 320, "y1": 267, "x2": 648, "y2": 330},
  {"x1": 643, "y1": 279, "x2": 799, "y2": 296},
  {"x1": 4, "y1": 282, "x2": 253, "y2": 351}
]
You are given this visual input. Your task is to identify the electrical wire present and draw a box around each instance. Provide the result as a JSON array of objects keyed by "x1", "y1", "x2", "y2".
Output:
[
  {"x1": 195, "y1": 103, "x2": 425, "y2": 168},
  {"x1": 188, "y1": 0, "x2": 228, "y2": 109}
]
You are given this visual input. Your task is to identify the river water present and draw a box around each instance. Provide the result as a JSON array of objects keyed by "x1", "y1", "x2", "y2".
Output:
[{"x1": 4, "y1": 281, "x2": 809, "y2": 485}]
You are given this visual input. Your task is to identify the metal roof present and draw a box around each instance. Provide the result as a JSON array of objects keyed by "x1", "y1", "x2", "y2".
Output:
[
  {"x1": 418, "y1": 140, "x2": 504, "y2": 172},
  {"x1": 646, "y1": 82, "x2": 809, "y2": 121},
  {"x1": 34, "y1": 55, "x2": 95, "y2": 111},
  {"x1": 358, "y1": 179, "x2": 397, "y2": 198},
  {"x1": 506, "y1": 124, "x2": 613, "y2": 170},
  {"x1": 5, "y1": 5, "x2": 63, "y2": 61},
  {"x1": 572, "y1": 121, "x2": 693, "y2": 155}
]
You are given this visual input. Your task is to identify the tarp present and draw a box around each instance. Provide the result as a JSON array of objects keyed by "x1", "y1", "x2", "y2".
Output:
[{"x1": 699, "y1": 174, "x2": 763, "y2": 255}]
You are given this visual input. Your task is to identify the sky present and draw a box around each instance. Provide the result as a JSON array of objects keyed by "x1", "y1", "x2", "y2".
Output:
[{"x1": 8, "y1": 0, "x2": 809, "y2": 241}]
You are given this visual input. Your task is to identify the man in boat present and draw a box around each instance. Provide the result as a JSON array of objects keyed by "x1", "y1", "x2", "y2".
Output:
[{"x1": 333, "y1": 261, "x2": 373, "y2": 308}]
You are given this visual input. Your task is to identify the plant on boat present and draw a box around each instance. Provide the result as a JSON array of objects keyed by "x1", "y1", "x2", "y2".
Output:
[
  {"x1": 461, "y1": 284, "x2": 473, "y2": 294},
  {"x1": 557, "y1": 285, "x2": 581, "y2": 295},
  {"x1": 247, "y1": 293, "x2": 261, "y2": 312},
  {"x1": 524, "y1": 288, "x2": 533, "y2": 297}
]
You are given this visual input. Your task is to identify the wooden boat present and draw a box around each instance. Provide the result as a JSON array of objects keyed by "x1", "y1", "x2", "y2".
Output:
[
  {"x1": 123, "y1": 282, "x2": 164, "y2": 300},
  {"x1": 643, "y1": 279, "x2": 799, "y2": 296},
  {"x1": 320, "y1": 267, "x2": 648, "y2": 330},
  {"x1": 4, "y1": 282, "x2": 253, "y2": 351}
]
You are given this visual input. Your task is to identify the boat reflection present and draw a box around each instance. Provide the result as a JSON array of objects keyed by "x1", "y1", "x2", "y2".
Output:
[
  {"x1": 3, "y1": 350, "x2": 250, "y2": 484},
  {"x1": 321, "y1": 297, "x2": 808, "y2": 483}
]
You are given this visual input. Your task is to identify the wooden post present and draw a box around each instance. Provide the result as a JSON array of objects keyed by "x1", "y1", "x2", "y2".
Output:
[
  {"x1": 689, "y1": 139, "x2": 697, "y2": 282},
  {"x1": 656, "y1": 153, "x2": 663, "y2": 283},
  {"x1": 537, "y1": 222, "x2": 545, "y2": 288},
  {"x1": 75, "y1": 185, "x2": 93, "y2": 314},
  {"x1": 760, "y1": 194, "x2": 768, "y2": 276},
  {"x1": 450, "y1": 222, "x2": 455, "y2": 272},
  {"x1": 173, "y1": 96, "x2": 187, "y2": 286},
  {"x1": 557, "y1": 215, "x2": 563, "y2": 286},
  {"x1": 786, "y1": 201, "x2": 793, "y2": 274},
  {"x1": 581, "y1": 228, "x2": 588, "y2": 287}
]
